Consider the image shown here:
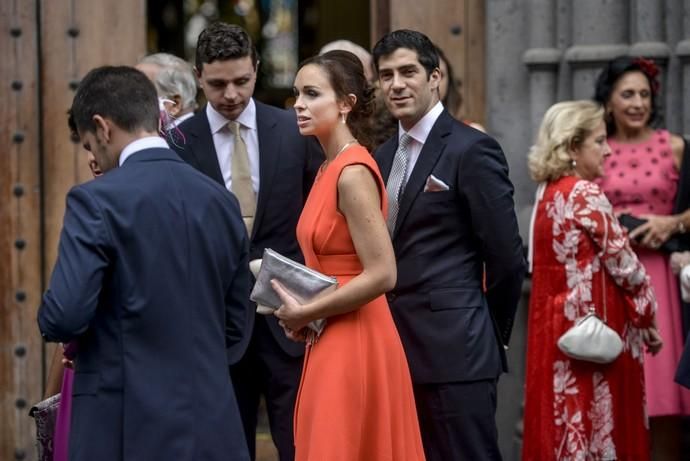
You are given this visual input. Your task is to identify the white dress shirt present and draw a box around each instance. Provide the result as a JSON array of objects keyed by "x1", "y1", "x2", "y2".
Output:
[
  {"x1": 119, "y1": 136, "x2": 170, "y2": 166},
  {"x1": 206, "y1": 100, "x2": 260, "y2": 193},
  {"x1": 397, "y1": 101, "x2": 444, "y2": 183},
  {"x1": 167, "y1": 112, "x2": 194, "y2": 130}
]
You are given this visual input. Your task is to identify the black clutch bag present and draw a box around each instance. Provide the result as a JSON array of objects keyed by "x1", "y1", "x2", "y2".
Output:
[
  {"x1": 250, "y1": 248, "x2": 337, "y2": 334},
  {"x1": 618, "y1": 213, "x2": 685, "y2": 253}
]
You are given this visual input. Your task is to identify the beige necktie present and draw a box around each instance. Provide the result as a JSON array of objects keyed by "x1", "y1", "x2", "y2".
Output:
[{"x1": 229, "y1": 121, "x2": 256, "y2": 235}]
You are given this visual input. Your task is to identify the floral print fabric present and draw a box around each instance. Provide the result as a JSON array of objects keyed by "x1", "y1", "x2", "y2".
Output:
[{"x1": 523, "y1": 176, "x2": 655, "y2": 460}]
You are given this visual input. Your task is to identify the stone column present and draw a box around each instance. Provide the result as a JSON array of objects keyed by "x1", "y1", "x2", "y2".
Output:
[
  {"x1": 486, "y1": 3, "x2": 534, "y2": 460},
  {"x1": 565, "y1": 0, "x2": 628, "y2": 98},
  {"x1": 630, "y1": 0, "x2": 672, "y2": 131},
  {"x1": 630, "y1": 0, "x2": 668, "y2": 58},
  {"x1": 522, "y1": 0, "x2": 561, "y2": 139},
  {"x1": 676, "y1": 2, "x2": 690, "y2": 135}
]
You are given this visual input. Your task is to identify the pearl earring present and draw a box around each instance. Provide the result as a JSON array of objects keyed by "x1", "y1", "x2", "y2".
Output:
[
  {"x1": 341, "y1": 113, "x2": 346, "y2": 124},
  {"x1": 571, "y1": 159, "x2": 577, "y2": 168}
]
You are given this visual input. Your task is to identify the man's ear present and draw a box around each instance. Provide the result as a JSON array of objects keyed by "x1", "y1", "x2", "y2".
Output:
[
  {"x1": 428, "y1": 67, "x2": 441, "y2": 91},
  {"x1": 92, "y1": 115, "x2": 111, "y2": 143}
]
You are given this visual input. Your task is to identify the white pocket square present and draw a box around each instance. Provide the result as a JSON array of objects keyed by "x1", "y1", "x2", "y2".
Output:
[{"x1": 424, "y1": 174, "x2": 450, "y2": 192}]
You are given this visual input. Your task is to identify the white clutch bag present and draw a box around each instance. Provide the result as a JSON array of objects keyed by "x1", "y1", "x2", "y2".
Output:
[
  {"x1": 557, "y1": 268, "x2": 623, "y2": 364},
  {"x1": 557, "y1": 310, "x2": 623, "y2": 364},
  {"x1": 249, "y1": 248, "x2": 337, "y2": 334}
]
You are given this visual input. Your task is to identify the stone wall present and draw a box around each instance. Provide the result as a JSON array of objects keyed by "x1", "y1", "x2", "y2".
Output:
[{"x1": 486, "y1": 1, "x2": 690, "y2": 458}]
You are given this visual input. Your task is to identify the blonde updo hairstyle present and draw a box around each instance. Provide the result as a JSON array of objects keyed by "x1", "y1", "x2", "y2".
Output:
[{"x1": 528, "y1": 100, "x2": 605, "y2": 183}]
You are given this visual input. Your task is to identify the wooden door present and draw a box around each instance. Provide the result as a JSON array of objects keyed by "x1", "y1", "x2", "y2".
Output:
[{"x1": 0, "y1": 1, "x2": 145, "y2": 458}]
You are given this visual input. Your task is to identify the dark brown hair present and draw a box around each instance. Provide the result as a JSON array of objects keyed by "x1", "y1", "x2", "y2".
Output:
[
  {"x1": 195, "y1": 22, "x2": 258, "y2": 71},
  {"x1": 299, "y1": 50, "x2": 376, "y2": 149},
  {"x1": 593, "y1": 55, "x2": 661, "y2": 135},
  {"x1": 70, "y1": 66, "x2": 159, "y2": 134}
]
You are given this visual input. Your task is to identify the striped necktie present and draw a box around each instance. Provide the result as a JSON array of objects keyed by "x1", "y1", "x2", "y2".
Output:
[{"x1": 386, "y1": 133, "x2": 413, "y2": 233}]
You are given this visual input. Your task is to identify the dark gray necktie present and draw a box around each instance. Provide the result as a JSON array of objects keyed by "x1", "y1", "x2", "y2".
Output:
[{"x1": 386, "y1": 134, "x2": 413, "y2": 233}]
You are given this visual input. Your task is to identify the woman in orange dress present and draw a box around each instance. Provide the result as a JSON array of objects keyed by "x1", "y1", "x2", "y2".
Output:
[{"x1": 271, "y1": 50, "x2": 425, "y2": 461}]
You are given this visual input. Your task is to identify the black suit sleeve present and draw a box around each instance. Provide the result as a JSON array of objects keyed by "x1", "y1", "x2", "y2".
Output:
[
  {"x1": 458, "y1": 136, "x2": 526, "y2": 345},
  {"x1": 38, "y1": 186, "x2": 111, "y2": 342},
  {"x1": 225, "y1": 230, "x2": 252, "y2": 366}
]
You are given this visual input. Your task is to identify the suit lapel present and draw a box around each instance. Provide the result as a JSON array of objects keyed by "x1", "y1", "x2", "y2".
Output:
[
  {"x1": 394, "y1": 112, "x2": 452, "y2": 237},
  {"x1": 188, "y1": 109, "x2": 224, "y2": 185},
  {"x1": 253, "y1": 102, "x2": 280, "y2": 240},
  {"x1": 377, "y1": 137, "x2": 397, "y2": 183}
]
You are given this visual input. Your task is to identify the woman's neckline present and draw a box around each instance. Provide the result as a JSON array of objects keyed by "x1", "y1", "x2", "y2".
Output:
[
  {"x1": 609, "y1": 128, "x2": 658, "y2": 145},
  {"x1": 319, "y1": 140, "x2": 359, "y2": 175}
]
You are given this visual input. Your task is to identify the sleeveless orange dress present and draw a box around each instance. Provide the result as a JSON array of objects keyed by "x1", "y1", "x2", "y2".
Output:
[{"x1": 293, "y1": 145, "x2": 426, "y2": 461}]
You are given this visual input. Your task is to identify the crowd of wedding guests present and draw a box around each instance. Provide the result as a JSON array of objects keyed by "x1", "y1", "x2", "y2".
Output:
[{"x1": 35, "y1": 19, "x2": 690, "y2": 461}]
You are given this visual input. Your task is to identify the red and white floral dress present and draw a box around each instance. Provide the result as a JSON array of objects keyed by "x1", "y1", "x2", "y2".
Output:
[{"x1": 523, "y1": 176, "x2": 656, "y2": 460}]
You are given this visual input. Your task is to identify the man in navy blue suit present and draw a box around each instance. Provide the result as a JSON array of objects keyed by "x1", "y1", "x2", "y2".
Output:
[
  {"x1": 373, "y1": 30, "x2": 526, "y2": 461},
  {"x1": 172, "y1": 23, "x2": 322, "y2": 461},
  {"x1": 38, "y1": 66, "x2": 250, "y2": 461}
]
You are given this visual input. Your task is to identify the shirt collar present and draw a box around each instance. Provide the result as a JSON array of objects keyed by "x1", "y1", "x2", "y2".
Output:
[
  {"x1": 119, "y1": 136, "x2": 170, "y2": 166},
  {"x1": 167, "y1": 112, "x2": 194, "y2": 129},
  {"x1": 398, "y1": 101, "x2": 444, "y2": 145},
  {"x1": 206, "y1": 98, "x2": 257, "y2": 134}
]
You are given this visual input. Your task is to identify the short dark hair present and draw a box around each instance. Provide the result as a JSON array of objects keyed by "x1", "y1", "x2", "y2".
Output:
[
  {"x1": 372, "y1": 29, "x2": 439, "y2": 77},
  {"x1": 70, "y1": 66, "x2": 160, "y2": 134},
  {"x1": 299, "y1": 50, "x2": 376, "y2": 149},
  {"x1": 593, "y1": 55, "x2": 661, "y2": 135},
  {"x1": 195, "y1": 22, "x2": 258, "y2": 71}
]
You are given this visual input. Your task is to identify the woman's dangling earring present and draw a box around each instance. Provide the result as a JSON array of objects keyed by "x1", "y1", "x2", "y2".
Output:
[
  {"x1": 571, "y1": 159, "x2": 577, "y2": 168},
  {"x1": 341, "y1": 113, "x2": 346, "y2": 124}
]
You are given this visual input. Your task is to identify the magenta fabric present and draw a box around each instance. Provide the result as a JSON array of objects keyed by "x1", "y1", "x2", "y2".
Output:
[
  {"x1": 53, "y1": 342, "x2": 77, "y2": 461},
  {"x1": 52, "y1": 368, "x2": 73, "y2": 461}
]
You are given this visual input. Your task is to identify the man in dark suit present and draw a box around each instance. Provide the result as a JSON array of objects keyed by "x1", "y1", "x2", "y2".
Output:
[
  {"x1": 37, "y1": 66, "x2": 250, "y2": 461},
  {"x1": 372, "y1": 30, "x2": 526, "y2": 460},
  {"x1": 172, "y1": 23, "x2": 321, "y2": 461}
]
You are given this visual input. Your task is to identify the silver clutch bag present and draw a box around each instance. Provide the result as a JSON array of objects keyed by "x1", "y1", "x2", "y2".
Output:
[
  {"x1": 557, "y1": 310, "x2": 623, "y2": 364},
  {"x1": 557, "y1": 265, "x2": 624, "y2": 364},
  {"x1": 250, "y1": 248, "x2": 337, "y2": 334}
]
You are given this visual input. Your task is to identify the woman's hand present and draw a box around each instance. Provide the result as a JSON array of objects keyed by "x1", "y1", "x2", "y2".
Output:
[
  {"x1": 641, "y1": 325, "x2": 663, "y2": 356},
  {"x1": 272, "y1": 279, "x2": 311, "y2": 332},
  {"x1": 629, "y1": 214, "x2": 679, "y2": 249}
]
